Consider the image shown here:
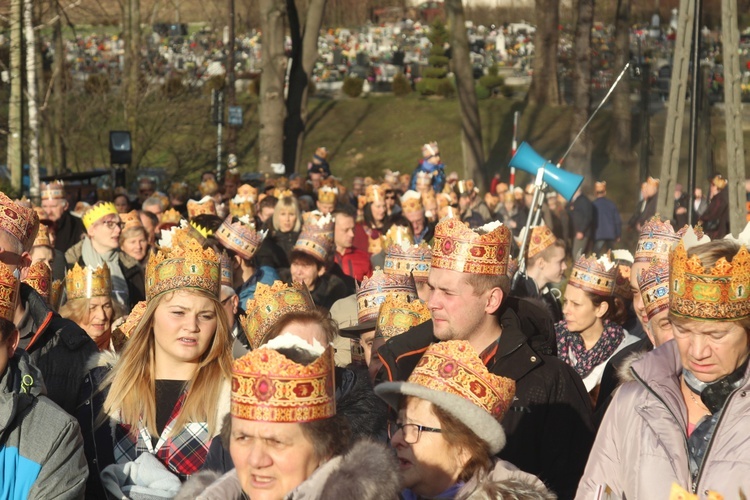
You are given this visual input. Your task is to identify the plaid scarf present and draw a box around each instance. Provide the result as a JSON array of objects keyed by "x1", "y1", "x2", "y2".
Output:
[{"x1": 555, "y1": 320, "x2": 624, "y2": 378}]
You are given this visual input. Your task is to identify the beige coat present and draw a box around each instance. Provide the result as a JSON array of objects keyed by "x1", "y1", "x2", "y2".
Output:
[{"x1": 576, "y1": 340, "x2": 750, "y2": 499}]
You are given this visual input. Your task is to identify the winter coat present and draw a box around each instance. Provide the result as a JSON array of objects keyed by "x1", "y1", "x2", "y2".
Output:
[
  {"x1": 576, "y1": 340, "x2": 750, "y2": 499},
  {"x1": 255, "y1": 235, "x2": 291, "y2": 275},
  {"x1": 311, "y1": 273, "x2": 350, "y2": 310},
  {"x1": 510, "y1": 274, "x2": 563, "y2": 324},
  {"x1": 568, "y1": 193, "x2": 594, "y2": 239},
  {"x1": 17, "y1": 283, "x2": 99, "y2": 415},
  {"x1": 592, "y1": 196, "x2": 622, "y2": 241},
  {"x1": 431, "y1": 458, "x2": 549, "y2": 500},
  {"x1": 699, "y1": 188, "x2": 730, "y2": 239},
  {"x1": 237, "y1": 265, "x2": 280, "y2": 308},
  {"x1": 377, "y1": 297, "x2": 595, "y2": 499},
  {"x1": 335, "y1": 247, "x2": 373, "y2": 282},
  {"x1": 0, "y1": 349, "x2": 88, "y2": 499},
  {"x1": 54, "y1": 209, "x2": 85, "y2": 254},
  {"x1": 409, "y1": 160, "x2": 446, "y2": 193}
]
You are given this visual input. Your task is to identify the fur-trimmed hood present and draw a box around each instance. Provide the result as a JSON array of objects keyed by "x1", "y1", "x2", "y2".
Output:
[{"x1": 617, "y1": 349, "x2": 649, "y2": 385}]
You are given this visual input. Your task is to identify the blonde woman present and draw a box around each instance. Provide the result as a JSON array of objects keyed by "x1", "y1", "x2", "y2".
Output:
[{"x1": 76, "y1": 226, "x2": 232, "y2": 498}]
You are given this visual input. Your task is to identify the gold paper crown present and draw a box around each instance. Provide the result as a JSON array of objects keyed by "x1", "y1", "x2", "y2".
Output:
[
  {"x1": 432, "y1": 219, "x2": 511, "y2": 276},
  {"x1": 237, "y1": 184, "x2": 258, "y2": 201},
  {"x1": 50, "y1": 279, "x2": 64, "y2": 310},
  {"x1": 82, "y1": 202, "x2": 118, "y2": 230},
  {"x1": 65, "y1": 263, "x2": 112, "y2": 300},
  {"x1": 669, "y1": 241, "x2": 750, "y2": 321},
  {"x1": 0, "y1": 262, "x2": 19, "y2": 321},
  {"x1": 646, "y1": 176, "x2": 660, "y2": 188},
  {"x1": 41, "y1": 181, "x2": 65, "y2": 200},
  {"x1": 189, "y1": 220, "x2": 214, "y2": 239},
  {"x1": 384, "y1": 242, "x2": 432, "y2": 282},
  {"x1": 0, "y1": 191, "x2": 40, "y2": 250},
  {"x1": 317, "y1": 186, "x2": 338, "y2": 205},
  {"x1": 114, "y1": 300, "x2": 147, "y2": 340},
  {"x1": 525, "y1": 225, "x2": 557, "y2": 259},
  {"x1": 169, "y1": 181, "x2": 190, "y2": 199},
  {"x1": 120, "y1": 210, "x2": 144, "y2": 230},
  {"x1": 159, "y1": 208, "x2": 183, "y2": 226},
  {"x1": 294, "y1": 212, "x2": 334, "y2": 263},
  {"x1": 455, "y1": 179, "x2": 476, "y2": 195},
  {"x1": 220, "y1": 250, "x2": 233, "y2": 288},
  {"x1": 383, "y1": 224, "x2": 414, "y2": 248},
  {"x1": 187, "y1": 197, "x2": 218, "y2": 219},
  {"x1": 415, "y1": 171, "x2": 433, "y2": 187},
  {"x1": 422, "y1": 142, "x2": 439, "y2": 157},
  {"x1": 231, "y1": 345, "x2": 335, "y2": 423},
  {"x1": 365, "y1": 184, "x2": 386, "y2": 204},
  {"x1": 375, "y1": 295, "x2": 431, "y2": 339},
  {"x1": 239, "y1": 281, "x2": 316, "y2": 350},
  {"x1": 33, "y1": 224, "x2": 52, "y2": 248},
  {"x1": 568, "y1": 254, "x2": 618, "y2": 296},
  {"x1": 23, "y1": 261, "x2": 51, "y2": 302},
  {"x1": 273, "y1": 188, "x2": 294, "y2": 199},
  {"x1": 146, "y1": 226, "x2": 221, "y2": 300},
  {"x1": 229, "y1": 194, "x2": 256, "y2": 218},
  {"x1": 638, "y1": 259, "x2": 670, "y2": 320},
  {"x1": 401, "y1": 191, "x2": 424, "y2": 215},
  {"x1": 635, "y1": 216, "x2": 691, "y2": 263},
  {"x1": 199, "y1": 178, "x2": 219, "y2": 197},
  {"x1": 356, "y1": 269, "x2": 418, "y2": 324},
  {"x1": 215, "y1": 215, "x2": 267, "y2": 261},
  {"x1": 711, "y1": 174, "x2": 728, "y2": 190}
]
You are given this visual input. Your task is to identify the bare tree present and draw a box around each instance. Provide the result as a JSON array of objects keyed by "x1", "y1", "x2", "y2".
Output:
[
  {"x1": 528, "y1": 0, "x2": 560, "y2": 107},
  {"x1": 258, "y1": 0, "x2": 287, "y2": 173},
  {"x1": 7, "y1": 0, "x2": 23, "y2": 192},
  {"x1": 24, "y1": 0, "x2": 41, "y2": 200},
  {"x1": 124, "y1": 0, "x2": 142, "y2": 158},
  {"x1": 567, "y1": 0, "x2": 594, "y2": 181},
  {"x1": 609, "y1": 0, "x2": 633, "y2": 164}
]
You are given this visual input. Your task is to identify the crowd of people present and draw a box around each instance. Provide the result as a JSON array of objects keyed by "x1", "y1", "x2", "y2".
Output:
[{"x1": 0, "y1": 140, "x2": 747, "y2": 500}]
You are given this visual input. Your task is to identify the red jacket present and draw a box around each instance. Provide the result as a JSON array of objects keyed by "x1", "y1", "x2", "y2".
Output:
[{"x1": 334, "y1": 247, "x2": 373, "y2": 282}]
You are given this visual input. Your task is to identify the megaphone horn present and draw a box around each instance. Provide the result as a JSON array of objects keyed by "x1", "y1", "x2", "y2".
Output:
[{"x1": 509, "y1": 142, "x2": 584, "y2": 201}]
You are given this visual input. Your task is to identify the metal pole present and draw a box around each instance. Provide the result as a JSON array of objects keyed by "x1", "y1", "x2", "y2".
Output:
[
  {"x1": 510, "y1": 111, "x2": 519, "y2": 190},
  {"x1": 216, "y1": 91, "x2": 224, "y2": 177},
  {"x1": 639, "y1": 38, "x2": 651, "y2": 183},
  {"x1": 686, "y1": 0, "x2": 702, "y2": 226},
  {"x1": 226, "y1": 0, "x2": 236, "y2": 161}
]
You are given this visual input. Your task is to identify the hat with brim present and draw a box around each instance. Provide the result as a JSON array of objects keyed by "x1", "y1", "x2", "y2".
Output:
[
  {"x1": 375, "y1": 382, "x2": 506, "y2": 454},
  {"x1": 339, "y1": 319, "x2": 377, "y2": 338}
]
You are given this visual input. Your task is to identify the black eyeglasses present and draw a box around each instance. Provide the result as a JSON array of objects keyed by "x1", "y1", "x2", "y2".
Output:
[
  {"x1": 387, "y1": 420, "x2": 442, "y2": 444},
  {"x1": 100, "y1": 220, "x2": 125, "y2": 230}
]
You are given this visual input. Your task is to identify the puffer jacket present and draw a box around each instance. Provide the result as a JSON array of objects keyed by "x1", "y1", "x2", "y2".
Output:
[
  {"x1": 0, "y1": 349, "x2": 88, "y2": 499},
  {"x1": 576, "y1": 340, "x2": 750, "y2": 499}
]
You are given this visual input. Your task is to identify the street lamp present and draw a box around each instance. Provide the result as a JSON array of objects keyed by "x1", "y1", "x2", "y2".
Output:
[{"x1": 109, "y1": 130, "x2": 132, "y2": 188}]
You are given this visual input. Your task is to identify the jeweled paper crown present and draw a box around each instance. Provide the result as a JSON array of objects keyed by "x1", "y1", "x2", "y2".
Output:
[
  {"x1": 215, "y1": 215, "x2": 266, "y2": 261},
  {"x1": 0, "y1": 262, "x2": 19, "y2": 322},
  {"x1": 82, "y1": 202, "x2": 118, "y2": 230},
  {"x1": 23, "y1": 261, "x2": 51, "y2": 303},
  {"x1": 120, "y1": 210, "x2": 144, "y2": 230},
  {"x1": 240, "y1": 281, "x2": 316, "y2": 349},
  {"x1": 375, "y1": 295, "x2": 431, "y2": 339},
  {"x1": 356, "y1": 269, "x2": 418, "y2": 324},
  {"x1": 229, "y1": 194, "x2": 256, "y2": 218},
  {"x1": 294, "y1": 212, "x2": 334, "y2": 263},
  {"x1": 146, "y1": 225, "x2": 221, "y2": 299},
  {"x1": 569, "y1": 254, "x2": 618, "y2": 296},
  {"x1": 187, "y1": 196, "x2": 218, "y2": 219},
  {"x1": 422, "y1": 142, "x2": 439, "y2": 157},
  {"x1": 41, "y1": 181, "x2": 65, "y2": 200},
  {"x1": 635, "y1": 216, "x2": 692, "y2": 263},
  {"x1": 220, "y1": 251, "x2": 233, "y2": 288},
  {"x1": 384, "y1": 242, "x2": 432, "y2": 282},
  {"x1": 365, "y1": 184, "x2": 386, "y2": 204},
  {"x1": 231, "y1": 344, "x2": 336, "y2": 423},
  {"x1": 409, "y1": 341, "x2": 515, "y2": 423},
  {"x1": 523, "y1": 225, "x2": 557, "y2": 259},
  {"x1": 199, "y1": 178, "x2": 219, "y2": 197},
  {"x1": 432, "y1": 219, "x2": 511, "y2": 276},
  {"x1": 33, "y1": 224, "x2": 52, "y2": 248},
  {"x1": 638, "y1": 259, "x2": 670, "y2": 320},
  {"x1": 65, "y1": 263, "x2": 112, "y2": 300},
  {"x1": 400, "y1": 190, "x2": 424, "y2": 215},
  {"x1": 0, "y1": 191, "x2": 40, "y2": 251},
  {"x1": 317, "y1": 186, "x2": 338, "y2": 205},
  {"x1": 115, "y1": 300, "x2": 148, "y2": 339},
  {"x1": 158, "y1": 208, "x2": 182, "y2": 226}
]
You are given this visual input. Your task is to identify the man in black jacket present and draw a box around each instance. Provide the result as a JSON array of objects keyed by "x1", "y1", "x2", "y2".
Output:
[
  {"x1": 40, "y1": 181, "x2": 84, "y2": 253},
  {"x1": 376, "y1": 218, "x2": 594, "y2": 499},
  {"x1": 567, "y1": 187, "x2": 594, "y2": 259}
]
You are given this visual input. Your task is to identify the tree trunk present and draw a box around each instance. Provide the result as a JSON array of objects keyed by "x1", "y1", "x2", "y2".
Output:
[
  {"x1": 528, "y1": 0, "x2": 560, "y2": 106},
  {"x1": 445, "y1": 0, "x2": 486, "y2": 191},
  {"x1": 125, "y1": 0, "x2": 141, "y2": 165},
  {"x1": 283, "y1": 0, "x2": 327, "y2": 176},
  {"x1": 7, "y1": 0, "x2": 23, "y2": 193},
  {"x1": 226, "y1": 0, "x2": 237, "y2": 161},
  {"x1": 24, "y1": 0, "x2": 40, "y2": 201},
  {"x1": 258, "y1": 0, "x2": 287, "y2": 173},
  {"x1": 610, "y1": 0, "x2": 634, "y2": 163},
  {"x1": 52, "y1": 0, "x2": 67, "y2": 174},
  {"x1": 567, "y1": 0, "x2": 594, "y2": 181}
]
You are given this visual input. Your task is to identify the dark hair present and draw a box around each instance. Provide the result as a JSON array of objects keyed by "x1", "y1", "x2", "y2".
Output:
[
  {"x1": 588, "y1": 292, "x2": 628, "y2": 326},
  {"x1": 290, "y1": 249, "x2": 324, "y2": 270},
  {"x1": 138, "y1": 210, "x2": 159, "y2": 226},
  {"x1": 264, "y1": 309, "x2": 338, "y2": 346},
  {"x1": 0, "y1": 318, "x2": 14, "y2": 342},
  {"x1": 363, "y1": 202, "x2": 387, "y2": 229},
  {"x1": 114, "y1": 193, "x2": 130, "y2": 206},
  {"x1": 258, "y1": 196, "x2": 278, "y2": 212},
  {"x1": 301, "y1": 414, "x2": 350, "y2": 461},
  {"x1": 430, "y1": 403, "x2": 492, "y2": 482},
  {"x1": 192, "y1": 214, "x2": 224, "y2": 233},
  {"x1": 332, "y1": 205, "x2": 356, "y2": 220}
]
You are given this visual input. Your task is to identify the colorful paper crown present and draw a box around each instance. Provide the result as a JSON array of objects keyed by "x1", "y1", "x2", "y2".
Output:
[
  {"x1": 240, "y1": 281, "x2": 315, "y2": 350},
  {"x1": 199, "y1": 178, "x2": 219, "y2": 197},
  {"x1": 65, "y1": 263, "x2": 112, "y2": 300},
  {"x1": 0, "y1": 262, "x2": 19, "y2": 322},
  {"x1": 115, "y1": 300, "x2": 147, "y2": 340},
  {"x1": 146, "y1": 225, "x2": 221, "y2": 300},
  {"x1": 635, "y1": 217, "x2": 691, "y2": 263},
  {"x1": 294, "y1": 212, "x2": 334, "y2": 262},
  {"x1": 525, "y1": 225, "x2": 557, "y2": 259},
  {"x1": 356, "y1": 269, "x2": 418, "y2": 325},
  {"x1": 229, "y1": 194, "x2": 256, "y2": 218},
  {"x1": 568, "y1": 254, "x2": 618, "y2": 296},
  {"x1": 384, "y1": 242, "x2": 432, "y2": 282},
  {"x1": 23, "y1": 261, "x2": 51, "y2": 302},
  {"x1": 401, "y1": 190, "x2": 424, "y2": 215},
  {"x1": 231, "y1": 344, "x2": 335, "y2": 423},
  {"x1": 613, "y1": 263, "x2": 632, "y2": 300},
  {"x1": 365, "y1": 184, "x2": 386, "y2": 204},
  {"x1": 220, "y1": 251, "x2": 233, "y2": 288},
  {"x1": 0, "y1": 191, "x2": 40, "y2": 251},
  {"x1": 317, "y1": 186, "x2": 338, "y2": 205},
  {"x1": 82, "y1": 202, "x2": 118, "y2": 230},
  {"x1": 187, "y1": 196, "x2": 218, "y2": 219},
  {"x1": 158, "y1": 208, "x2": 183, "y2": 226},
  {"x1": 33, "y1": 224, "x2": 52, "y2": 248},
  {"x1": 432, "y1": 219, "x2": 511, "y2": 276},
  {"x1": 121, "y1": 210, "x2": 144, "y2": 230},
  {"x1": 215, "y1": 215, "x2": 267, "y2": 261},
  {"x1": 41, "y1": 181, "x2": 65, "y2": 200},
  {"x1": 669, "y1": 239, "x2": 750, "y2": 321},
  {"x1": 638, "y1": 259, "x2": 670, "y2": 320},
  {"x1": 375, "y1": 295, "x2": 431, "y2": 339}
]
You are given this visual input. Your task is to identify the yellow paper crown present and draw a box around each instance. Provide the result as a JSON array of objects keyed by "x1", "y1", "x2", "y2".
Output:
[
  {"x1": 635, "y1": 216, "x2": 692, "y2": 263},
  {"x1": 638, "y1": 259, "x2": 670, "y2": 320},
  {"x1": 33, "y1": 224, "x2": 52, "y2": 248},
  {"x1": 356, "y1": 269, "x2": 418, "y2": 324},
  {"x1": 187, "y1": 197, "x2": 218, "y2": 219},
  {"x1": 0, "y1": 191, "x2": 40, "y2": 250},
  {"x1": 415, "y1": 171, "x2": 433, "y2": 187},
  {"x1": 317, "y1": 186, "x2": 338, "y2": 205},
  {"x1": 0, "y1": 262, "x2": 19, "y2": 321},
  {"x1": 189, "y1": 220, "x2": 214, "y2": 239},
  {"x1": 146, "y1": 226, "x2": 221, "y2": 299},
  {"x1": 23, "y1": 261, "x2": 51, "y2": 302},
  {"x1": 365, "y1": 184, "x2": 386, "y2": 204},
  {"x1": 41, "y1": 181, "x2": 65, "y2": 200},
  {"x1": 400, "y1": 191, "x2": 424, "y2": 215},
  {"x1": 158, "y1": 208, "x2": 183, "y2": 226},
  {"x1": 121, "y1": 210, "x2": 144, "y2": 230},
  {"x1": 65, "y1": 263, "x2": 112, "y2": 300},
  {"x1": 273, "y1": 188, "x2": 294, "y2": 199},
  {"x1": 375, "y1": 295, "x2": 431, "y2": 339},
  {"x1": 215, "y1": 215, "x2": 267, "y2": 261},
  {"x1": 569, "y1": 254, "x2": 618, "y2": 296},
  {"x1": 82, "y1": 202, "x2": 118, "y2": 230},
  {"x1": 231, "y1": 345, "x2": 335, "y2": 423},
  {"x1": 384, "y1": 242, "x2": 432, "y2": 282},
  {"x1": 240, "y1": 281, "x2": 316, "y2": 350},
  {"x1": 432, "y1": 219, "x2": 511, "y2": 276},
  {"x1": 237, "y1": 184, "x2": 258, "y2": 201},
  {"x1": 383, "y1": 224, "x2": 414, "y2": 248}
]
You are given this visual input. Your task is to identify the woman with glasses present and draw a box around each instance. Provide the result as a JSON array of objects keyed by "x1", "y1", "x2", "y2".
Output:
[
  {"x1": 65, "y1": 201, "x2": 145, "y2": 313},
  {"x1": 375, "y1": 341, "x2": 550, "y2": 499}
]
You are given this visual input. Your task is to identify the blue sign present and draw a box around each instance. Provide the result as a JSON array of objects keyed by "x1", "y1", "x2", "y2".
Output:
[{"x1": 228, "y1": 106, "x2": 243, "y2": 126}]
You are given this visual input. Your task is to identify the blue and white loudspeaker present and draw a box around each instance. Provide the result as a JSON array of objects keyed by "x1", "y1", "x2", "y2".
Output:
[{"x1": 509, "y1": 142, "x2": 584, "y2": 201}]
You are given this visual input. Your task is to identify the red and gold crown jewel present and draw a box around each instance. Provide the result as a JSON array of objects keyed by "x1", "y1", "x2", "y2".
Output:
[
  {"x1": 23, "y1": 261, "x2": 51, "y2": 302},
  {"x1": 569, "y1": 254, "x2": 618, "y2": 296},
  {"x1": 294, "y1": 212, "x2": 334, "y2": 263},
  {"x1": 82, "y1": 202, "x2": 118, "y2": 230},
  {"x1": 146, "y1": 225, "x2": 221, "y2": 300},
  {"x1": 400, "y1": 190, "x2": 424, "y2": 215},
  {"x1": 41, "y1": 181, "x2": 66, "y2": 200},
  {"x1": 432, "y1": 219, "x2": 511, "y2": 276},
  {"x1": 638, "y1": 258, "x2": 670, "y2": 320},
  {"x1": 524, "y1": 225, "x2": 557, "y2": 259},
  {"x1": 33, "y1": 224, "x2": 52, "y2": 248},
  {"x1": 375, "y1": 295, "x2": 431, "y2": 339},
  {"x1": 187, "y1": 196, "x2": 218, "y2": 219},
  {"x1": 365, "y1": 184, "x2": 386, "y2": 204},
  {"x1": 0, "y1": 262, "x2": 19, "y2": 322},
  {"x1": 120, "y1": 210, "x2": 144, "y2": 230},
  {"x1": 0, "y1": 191, "x2": 40, "y2": 251},
  {"x1": 114, "y1": 300, "x2": 148, "y2": 339},
  {"x1": 231, "y1": 343, "x2": 336, "y2": 423},
  {"x1": 199, "y1": 178, "x2": 219, "y2": 197},
  {"x1": 635, "y1": 216, "x2": 694, "y2": 263},
  {"x1": 384, "y1": 242, "x2": 432, "y2": 282},
  {"x1": 65, "y1": 263, "x2": 112, "y2": 300},
  {"x1": 409, "y1": 340, "x2": 516, "y2": 424},
  {"x1": 158, "y1": 208, "x2": 183, "y2": 226},
  {"x1": 220, "y1": 250, "x2": 233, "y2": 288},
  {"x1": 240, "y1": 281, "x2": 316, "y2": 350},
  {"x1": 317, "y1": 186, "x2": 338, "y2": 205},
  {"x1": 356, "y1": 269, "x2": 418, "y2": 324},
  {"x1": 215, "y1": 215, "x2": 267, "y2": 261}
]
